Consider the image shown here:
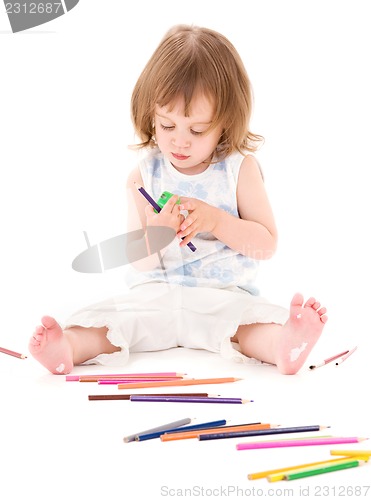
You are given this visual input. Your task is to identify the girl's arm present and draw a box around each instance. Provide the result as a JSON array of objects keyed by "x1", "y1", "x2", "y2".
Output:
[{"x1": 178, "y1": 155, "x2": 278, "y2": 260}]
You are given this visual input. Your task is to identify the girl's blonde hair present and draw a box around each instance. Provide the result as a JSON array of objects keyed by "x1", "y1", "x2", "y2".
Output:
[{"x1": 131, "y1": 24, "x2": 263, "y2": 158}]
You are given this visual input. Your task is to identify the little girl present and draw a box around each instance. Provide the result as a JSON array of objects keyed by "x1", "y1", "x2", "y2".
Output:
[{"x1": 29, "y1": 24, "x2": 327, "y2": 375}]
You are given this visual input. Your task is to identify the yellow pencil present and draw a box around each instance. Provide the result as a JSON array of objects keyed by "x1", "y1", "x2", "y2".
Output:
[
  {"x1": 330, "y1": 449, "x2": 371, "y2": 458},
  {"x1": 248, "y1": 456, "x2": 358, "y2": 480}
]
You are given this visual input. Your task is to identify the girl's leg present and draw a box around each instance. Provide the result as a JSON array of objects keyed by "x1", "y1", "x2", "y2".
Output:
[
  {"x1": 233, "y1": 293, "x2": 327, "y2": 374},
  {"x1": 29, "y1": 316, "x2": 120, "y2": 375}
]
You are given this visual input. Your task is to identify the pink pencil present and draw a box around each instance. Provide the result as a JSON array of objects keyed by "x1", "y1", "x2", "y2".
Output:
[
  {"x1": 236, "y1": 437, "x2": 367, "y2": 450},
  {"x1": 97, "y1": 378, "x2": 181, "y2": 384},
  {"x1": 66, "y1": 372, "x2": 185, "y2": 381}
]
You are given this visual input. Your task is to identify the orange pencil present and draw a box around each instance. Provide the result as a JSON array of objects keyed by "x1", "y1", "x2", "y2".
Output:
[
  {"x1": 117, "y1": 377, "x2": 242, "y2": 390},
  {"x1": 161, "y1": 423, "x2": 272, "y2": 442}
]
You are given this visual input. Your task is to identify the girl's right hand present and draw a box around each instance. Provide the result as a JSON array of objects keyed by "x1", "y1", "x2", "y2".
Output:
[{"x1": 145, "y1": 195, "x2": 185, "y2": 233}]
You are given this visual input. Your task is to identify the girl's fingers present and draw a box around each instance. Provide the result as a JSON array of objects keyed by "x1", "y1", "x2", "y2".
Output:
[
  {"x1": 162, "y1": 195, "x2": 179, "y2": 212},
  {"x1": 179, "y1": 198, "x2": 196, "y2": 211},
  {"x1": 180, "y1": 216, "x2": 193, "y2": 232}
]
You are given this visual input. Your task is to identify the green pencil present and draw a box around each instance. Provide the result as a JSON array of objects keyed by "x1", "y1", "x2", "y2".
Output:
[{"x1": 283, "y1": 459, "x2": 363, "y2": 481}]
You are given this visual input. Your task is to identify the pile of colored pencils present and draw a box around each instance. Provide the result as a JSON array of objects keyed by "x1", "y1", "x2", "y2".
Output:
[{"x1": 66, "y1": 371, "x2": 249, "y2": 404}]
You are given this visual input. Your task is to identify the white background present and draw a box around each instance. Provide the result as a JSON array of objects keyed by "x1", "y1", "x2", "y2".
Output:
[{"x1": 1, "y1": 2, "x2": 371, "y2": 499}]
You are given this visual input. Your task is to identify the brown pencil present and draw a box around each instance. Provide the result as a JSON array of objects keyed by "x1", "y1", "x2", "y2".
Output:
[
  {"x1": 88, "y1": 393, "x2": 210, "y2": 401},
  {"x1": 0, "y1": 346, "x2": 27, "y2": 359}
]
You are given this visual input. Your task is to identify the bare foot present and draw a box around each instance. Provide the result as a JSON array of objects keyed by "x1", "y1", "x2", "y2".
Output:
[
  {"x1": 276, "y1": 293, "x2": 327, "y2": 374},
  {"x1": 29, "y1": 316, "x2": 74, "y2": 374}
]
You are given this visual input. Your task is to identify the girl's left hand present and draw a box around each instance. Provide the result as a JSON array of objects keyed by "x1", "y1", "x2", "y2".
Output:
[{"x1": 178, "y1": 197, "x2": 218, "y2": 246}]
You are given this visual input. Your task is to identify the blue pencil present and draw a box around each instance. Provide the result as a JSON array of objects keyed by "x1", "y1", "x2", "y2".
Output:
[{"x1": 136, "y1": 419, "x2": 227, "y2": 442}]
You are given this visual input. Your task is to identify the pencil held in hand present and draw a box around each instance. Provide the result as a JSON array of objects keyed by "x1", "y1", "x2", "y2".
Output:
[{"x1": 134, "y1": 182, "x2": 196, "y2": 252}]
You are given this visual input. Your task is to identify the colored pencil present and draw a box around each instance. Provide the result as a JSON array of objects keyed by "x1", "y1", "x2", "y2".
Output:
[
  {"x1": 236, "y1": 437, "x2": 368, "y2": 451},
  {"x1": 136, "y1": 419, "x2": 228, "y2": 442},
  {"x1": 330, "y1": 449, "x2": 371, "y2": 458},
  {"x1": 117, "y1": 377, "x2": 242, "y2": 389},
  {"x1": 66, "y1": 372, "x2": 184, "y2": 381},
  {"x1": 0, "y1": 346, "x2": 27, "y2": 359},
  {"x1": 335, "y1": 346, "x2": 358, "y2": 365},
  {"x1": 248, "y1": 456, "x2": 363, "y2": 480},
  {"x1": 161, "y1": 423, "x2": 271, "y2": 442},
  {"x1": 199, "y1": 425, "x2": 327, "y2": 441},
  {"x1": 123, "y1": 417, "x2": 192, "y2": 443},
  {"x1": 129, "y1": 395, "x2": 251, "y2": 404},
  {"x1": 281, "y1": 459, "x2": 364, "y2": 481},
  {"x1": 269, "y1": 456, "x2": 369, "y2": 482},
  {"x1": 88, "y1": 393, "x2": 210, "y2": 401},
  {"x1": 134, "y1": 182, "x2": 196, "y2": 252},
  {"x1": 309, "y1": 349, "x2": 349, "y2": 369},
  {"x1": 97, "y1": 378, "x2": 182, "y2": 384}
]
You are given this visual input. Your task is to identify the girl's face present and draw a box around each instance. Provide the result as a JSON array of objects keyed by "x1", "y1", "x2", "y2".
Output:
[{"x1": 154, "y1": 94, "x2": 223, "y2": 175}]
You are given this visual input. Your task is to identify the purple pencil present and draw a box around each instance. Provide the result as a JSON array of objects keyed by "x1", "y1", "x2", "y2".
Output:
[{"x1": 129, "y1": 395, "x2": 252, "y2": 404}]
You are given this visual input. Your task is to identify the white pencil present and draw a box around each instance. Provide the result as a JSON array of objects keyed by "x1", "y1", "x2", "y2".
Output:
[{"x1": 335, "y1": 346, "x2": 358, "y2": 365}]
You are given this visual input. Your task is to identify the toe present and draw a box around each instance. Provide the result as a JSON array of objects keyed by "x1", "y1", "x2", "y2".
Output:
[
  {"x1": 34, "y1": 325, "x2": 45, "y2": 335},
  {"x1": 304, "y1": 297, "x2": 316, "y2": 308},
  {"x1": 317, "y1": 307, "x2": 327, "y2": 316},
  {"x1": 29, "y1": 336, "x2": 40, "y2": 347},
  {"x1": 290, "y1": 293, "x2": 304, "y2": 307},
  {"x1": 41, "y1": 315, "x2": 58, "y2": 329}
]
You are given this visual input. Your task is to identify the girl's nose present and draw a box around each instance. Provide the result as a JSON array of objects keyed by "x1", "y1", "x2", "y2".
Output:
[{"x1": 172, "y1": 132, "x2": 190, "y2": 148}]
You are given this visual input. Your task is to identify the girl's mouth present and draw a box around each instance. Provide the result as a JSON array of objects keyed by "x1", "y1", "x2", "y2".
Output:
[{"x1": 172, "y1": 153, "x2": 190, "y2": 161}]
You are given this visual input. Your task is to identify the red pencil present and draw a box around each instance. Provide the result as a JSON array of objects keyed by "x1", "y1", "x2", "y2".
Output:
[{"x1": 0, "y1": 346, "x2": 27, "y2": 359}]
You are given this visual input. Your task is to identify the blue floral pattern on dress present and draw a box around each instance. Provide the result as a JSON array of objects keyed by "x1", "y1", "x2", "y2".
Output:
[{"x1": 125, "y1": 150, "x2": 259, "y2": 295}]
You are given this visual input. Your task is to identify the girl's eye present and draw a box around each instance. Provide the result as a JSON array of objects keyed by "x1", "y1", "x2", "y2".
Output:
[{"x1": 159, "y1": 124, "x2": 204, "y2": 135}]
